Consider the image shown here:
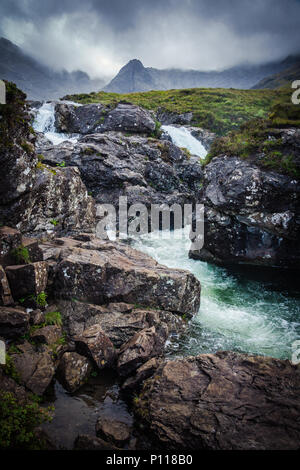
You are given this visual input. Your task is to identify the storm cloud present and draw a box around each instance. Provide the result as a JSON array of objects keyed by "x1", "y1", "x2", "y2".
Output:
[{"x1": 1, "y1": 0, "x2": 300, "y2": 78}]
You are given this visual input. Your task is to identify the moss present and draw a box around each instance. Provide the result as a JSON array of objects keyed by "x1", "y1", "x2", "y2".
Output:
[
  {"x1": 12, "y1": 245, "x2": 31, "y2": 264},
  {"x1": 81, "y1": 147, "x2": 95, "y2": 155},
  {"x1": 44, "y1": 311, "x2": 62, "y2": 327},
  {"x1": 3, "y1": 353, "x2": 21, "y2": 383},
  {"x1": 180, "y1": 147, "x2": 191, "y2": 159},
  {"x1": 0, "y1": 391, "x2": 53, "y2": 450},
  {"x1": 36, "y1": 161, "x2": 57, "y2": 175},
  {"x1": 63, "y1": 86, "x2": 292, "y2": 135}
]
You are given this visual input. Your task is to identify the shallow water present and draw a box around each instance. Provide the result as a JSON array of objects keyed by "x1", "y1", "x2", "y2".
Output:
[{"x1": 132, "y1": 226, "x2": 300, "y2": 360}]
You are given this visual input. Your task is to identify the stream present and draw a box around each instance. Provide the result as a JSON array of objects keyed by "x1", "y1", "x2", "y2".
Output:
[{"x1": 33, "y1": 102, "x2": 300, "y2": 448}]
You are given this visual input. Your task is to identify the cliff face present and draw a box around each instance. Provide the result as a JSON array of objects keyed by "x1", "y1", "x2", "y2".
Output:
[{"x1": 0, "y1": 82, "x2": 95, "y2": 234}]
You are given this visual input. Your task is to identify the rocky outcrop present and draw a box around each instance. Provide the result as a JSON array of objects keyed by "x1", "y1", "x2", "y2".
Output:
[
  {"x1": 95, "y1": 416, "x2": 132, "y2": 447},
  {"x1": 39, "y1": 236, "x2": 200, "y2": 316},
  {"x1": 0, "y1": 266, "x2": 13, "y2": 305},
  {"x1": 157, "y1": 108, "x2": 193, "y2": 126},
  {"x1": 74, "y1": 324, "x2": 116, "y2": 369},
  {"x1": 5, "y1": 261, "x2": 48, "y2": 299},
  {"x1": 38, "y1": 132, "x2": 203, "y2": 210},
  {"x1": 136, "y1": 351, "x2": 300, "y2": 450},
  {"x1": 0, "y1": 82, "x2": 95, "y2": 235},
  {"x1": 54, "y1": 102, "x2": 156, "y2": 136},
  {"x1": 190, "y1": 155, "x2": 300, "y2": 268},
  {"x1": 0, "y1": 307, "x2": 30, "y2": 339}
]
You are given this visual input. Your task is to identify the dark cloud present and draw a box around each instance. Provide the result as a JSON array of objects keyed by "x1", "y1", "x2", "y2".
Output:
[{"x1": 1, "y1": 0, "x2": 300, "y2": 78}]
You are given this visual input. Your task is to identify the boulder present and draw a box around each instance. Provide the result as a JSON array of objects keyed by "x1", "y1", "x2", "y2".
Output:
[
  {"x1": 29, "y1": 309, "x2": 44, "y2": 325},
  {"x1": 74, "y1": 324, "x2": 116, "y2": 369},
  {"x1": 5, "y1": 261, "x2": 48, "y2": 299},
  {"x1": 0, "y1": 307, "x2": 30, "y2": 339},
  {"x1": 51, "y1": 237, "x2": 201, "y2": 317},
  {"x1": 190, "y1": 156, "x2": 300, "y2": 268},
  {"x1": 117, "y1": 325, "x2": 168, "y2": 377},
  {"x1": 0, "y1": 226, "x2": 22, "y2": 266},
  {"x1": 136, "y1": 351, "x2": 300, "y2": 450},
  {"x1": 57, "y1": 300, "x2": 184, "y2": 347},
  {"x1": 122, "y1": 357, "x2": 161, "y2": 393},
  {"x1": 0, "y1": 265, "x2": 13, "y2": 305},
  {"x1": 95, "y1": 416, "x2": 132, "y2": 447},
  {"x1": 55, "y1": 102, "x2": 156, "y2": 135},
  {"x1": 12, "y1": 349, "x2": 55, "y2": 395},
  {"x1": 57, "y1": 352, "x2": 92, "y2": 393},
  {"x1": 31, "y1": 325, "x2": 62, "y2": 345}
]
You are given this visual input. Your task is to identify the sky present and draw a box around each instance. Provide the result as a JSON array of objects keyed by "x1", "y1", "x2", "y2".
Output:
[{"x1": 1, "y1": 0, "x2": 300, "y2": 79}]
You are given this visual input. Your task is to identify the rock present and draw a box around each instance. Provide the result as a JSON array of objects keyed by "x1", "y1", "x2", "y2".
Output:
[
  {"x1": 5, "y1": 261, "x2": 48, "y2": 299},
  {"x1": 55, "y1": 102, "x2": 156, "y2": 135},
  {"x1": 39, "y1": 132, "x2": 203, "y2": 209},
  {"x1": 117, "y1": 325, "x2": 168, "y2": 377},
  {"x1": 29, "y1": 309, "x2": 44, "y2": 325},
  {"x1": 57, "y1": 300, "x2": 183, "y2": 347},
  {"x1": 74, "y1": 324, "x2": 116, "y2": 369},
  {"x1": 51, "y1": 237, "x2": 200, "y2": 317},
  {"x1": 0, "y1": 265, "x2": 13, "y2": 305},
  {"x1": 12, "y1": 349, "x2": 55, "y2": 395},
  {"x1": 0, "y1": 226, "x2": 22, "y2": 266},
  {"x1": 190, "y1": 156, "x2": 300, "y2": 268},
  {"x1": 122, "y1": 357, "x2": 161, "y2": 393},
  {"x1": 57, "y1": 352, "x2": 92, "y2": 392},
  {"x1": 0, "y1": 307, "x2": 30, "y2": 339},
  {"x1": 31, "y1": 325, "x2": 62, "y2": 345},
  {"x1": 95, "y1": 416, "x2": 132, "y2": 447},
  {"x1": 22, "y1": 237, "x2": 44, "y2": 262},
  {"x1": 0, "y1": 85, "x2": 96, "y2": 235},
  {"x1": 74, "y1": 434, "x2": 119, "y2": 450},
  {"x1": 136, "y1": 351, "x2": 300, "y2": 450},
  {"x1": 157, "y1": 108, "x2": 193, "y2": 126},
  {"x1": 0, "y1": 368, "x2": 28, "y2": 402}
]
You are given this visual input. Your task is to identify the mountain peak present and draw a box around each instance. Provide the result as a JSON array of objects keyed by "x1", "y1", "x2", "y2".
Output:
[{"x1": 122, "y1": 59, "x2": 145, "y2": 71}]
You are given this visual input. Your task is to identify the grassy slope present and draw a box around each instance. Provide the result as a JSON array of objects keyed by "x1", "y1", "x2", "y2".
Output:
[{"x1": 63, "y1": 87, "x2": 291, "y2": 135}]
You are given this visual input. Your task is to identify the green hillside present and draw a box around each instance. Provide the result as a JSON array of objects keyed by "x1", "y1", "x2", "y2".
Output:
[{"x1": 63, "y1": 87, "x2": 292, "y2": 135}]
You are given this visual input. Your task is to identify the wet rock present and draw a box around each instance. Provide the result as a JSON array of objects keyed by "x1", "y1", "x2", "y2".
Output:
[
  {"x1": 0, "y1": 307, "x2": 30, "y2": 339},
  {"x1": 74, "y1": 324, "x2": 116, "y2": 369},
  {"x1": 31, "y1": 325, "x2": 62, "y2": 345},
  {"x1": 0, "y1": 265, "x2": 13, "y2": 305},
  {"x1": 39, "y1": 132, "x2": 203, "y2": 210},
  {"x1": 0, "y1": 226, "x2": 22, "y2": 266},
  {"x1": 55, "y1": 102, "x2": 156, "y2": 135},
  {"x1": 117, "y1": 325, "x2": 168, "y2": 377},
  {"x1": 137, "y1": 351, "x2": 300, "y2": 450},
  {"x1": 122, "y1": 357, "x2": 161, "y2": 393},
  {"x1": 95, "y1": 416, "x2": 132, "y2": 447},
  {"x1": 5, "y1": 261, "x2": 48, "y2": 299},
  {"x1": 190, "y1": 156, "x2": 300, "y2": 268},
  {"x1": 51, "y1": 237, "x2": 201, "y2": 317},
  {"x1": 29, "y1": 309, "x2": 44, "y2": 325},
  {"x1": 57, "y1": 300, "x2": 183, "y2": 347},
  {"x1": 12, "y1": 349, "x2": 55, "y2": 395},
  {"x1": 57, "y1": 352, "x2": 92, "y2": 393},
  {"x1": 74, "y1": 434, "x2": 119, "y2": 450}
]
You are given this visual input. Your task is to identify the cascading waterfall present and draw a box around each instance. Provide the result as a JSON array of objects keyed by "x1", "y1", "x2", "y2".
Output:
[
  {"x1": 33, "y1": 101, "x2": 79, "y2": 145},
  {"x1": 162, "y1": 125, "x2": 207, "y2": 158},
  {"x1": 132, "y1": 226, "x2": 300, "y2": 360}
]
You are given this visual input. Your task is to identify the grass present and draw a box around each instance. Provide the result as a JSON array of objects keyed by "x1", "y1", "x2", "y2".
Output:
[
  {"x1": 204, "y1": 103, "x2": 300, "y2": 178},
  {"x1": 63, "y1": 86, "x2": 292, "y2": 135},
  {"x1": 12, "y1": 245, "x2": 31, "y2": 264}
]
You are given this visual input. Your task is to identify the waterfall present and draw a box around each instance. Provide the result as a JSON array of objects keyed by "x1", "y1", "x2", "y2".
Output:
[
  {"x1": 33, "y1": 102, "x2": 79, "y2": 145},
  {"x1": 162, "y1": 125, "x2": 207, "y2": 159}
]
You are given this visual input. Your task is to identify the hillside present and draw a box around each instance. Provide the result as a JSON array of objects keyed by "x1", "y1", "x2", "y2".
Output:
[
  {"x1": 102, "y1": 57, "x2": 295, "y2": 94},
  {"x1": 64, "y1": 87, "x2": 291, "y2": 135},
  {"x1": 253, "y1": 56, "x2": 300, "y2": 89},
  {"x1": 0, "y1": 38, "x2": 105, "y2": 100}
]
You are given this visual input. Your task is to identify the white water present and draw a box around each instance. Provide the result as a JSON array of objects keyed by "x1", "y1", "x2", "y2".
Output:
[
  {"x1": 33, "y1": 102, "x2": 79, "y2": 145},
  {"x1": 132, "y1": 226, "x2": 300, "y2": 360},
  {"x1": 162, "y1": 125, "x2": 207, "y2": 159}
]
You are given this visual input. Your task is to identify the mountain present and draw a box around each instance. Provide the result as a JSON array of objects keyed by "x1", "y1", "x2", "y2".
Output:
[
  {"x1": 0, "y1": 37, "x2": 106, "y2": 100},
  {"x1": 252, "y1": 55, "x2": 300, "y2": 89},
  {"x1": 103, "y1": 57, "x2": 300, "y2": 93}
]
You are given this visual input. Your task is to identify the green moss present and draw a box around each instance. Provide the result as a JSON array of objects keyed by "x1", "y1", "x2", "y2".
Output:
[
  {"x1": 82, "y1": 147, "x2": 95, "y2": 155},
  {"x1": 12, "y1": 245, "x2": 31, "y2": 264},
  {"x1": 63, "y1": 86, "x2": 292, "y2": 135},
  {"x1": 205, "y1": 103, "x2": 300, "y2": 177},
  {"x1": 0, "y1": 391, "x2": 53, "y2": 449},
  {"x1": 3, "y1": 354, "x2": 21, "y2": 383}
]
